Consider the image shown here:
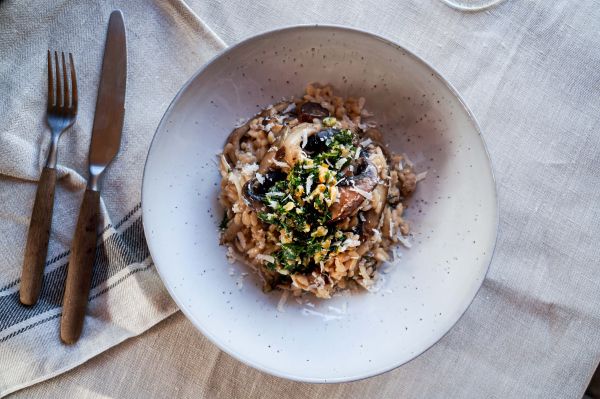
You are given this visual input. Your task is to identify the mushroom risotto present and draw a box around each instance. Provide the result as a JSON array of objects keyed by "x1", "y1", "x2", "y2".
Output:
[{"x1": 218, "y1": 84, "x2": 420, "y2": 298}]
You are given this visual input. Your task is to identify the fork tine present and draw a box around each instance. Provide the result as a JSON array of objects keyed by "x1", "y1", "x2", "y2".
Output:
[
  {"x1": 69, "y1": 53, "x2": 77, "y2": 113},
  {"x1": 47, "y1": 50, "x2": 54, "y2": 110},
  {"x1": 61, "y1": 52, "x2": 69, "y2": 109},
  {"x1": 54, "y1": 51, "x2": 62, "y2": 108}
]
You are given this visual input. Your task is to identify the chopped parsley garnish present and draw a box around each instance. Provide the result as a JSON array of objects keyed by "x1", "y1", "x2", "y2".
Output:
[{"x1": 259, "y1": 129, "x2": 357, "y2": 273}]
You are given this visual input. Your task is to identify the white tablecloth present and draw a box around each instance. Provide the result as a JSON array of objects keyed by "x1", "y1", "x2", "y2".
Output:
[{"x1": 5, "y1": 0, "x2": 600, "y2": 397}]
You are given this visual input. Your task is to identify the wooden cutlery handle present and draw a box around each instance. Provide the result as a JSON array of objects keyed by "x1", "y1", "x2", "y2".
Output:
[
  {"x1": 20, "y1": 166, "x2": 57, "y2": 306},
  {"x1": 60, "y1": 188, "x2": 100, "y2": 344}
]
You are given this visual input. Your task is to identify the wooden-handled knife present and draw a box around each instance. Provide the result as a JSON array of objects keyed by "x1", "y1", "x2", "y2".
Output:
[{"x1": 60, "y1": 10, "x2": 127, "y2": 344}]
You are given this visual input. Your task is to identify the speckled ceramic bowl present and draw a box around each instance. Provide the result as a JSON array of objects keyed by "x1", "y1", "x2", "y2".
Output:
[{"x1": 142, "y1": 25, "x2": 498, "y2": 383}]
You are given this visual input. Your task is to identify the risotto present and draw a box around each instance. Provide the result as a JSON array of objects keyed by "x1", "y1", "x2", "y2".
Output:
[{"x1": 218, "y1": 84, "x2": 420, "y2": 299}]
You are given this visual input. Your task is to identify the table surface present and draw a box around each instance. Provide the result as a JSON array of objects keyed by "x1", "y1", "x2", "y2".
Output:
[{"x1": 8, "y1": 0, "x2": 600, "y2": 397}]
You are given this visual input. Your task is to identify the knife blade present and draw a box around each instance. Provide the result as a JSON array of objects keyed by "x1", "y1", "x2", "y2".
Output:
[
  {"x1": 60, "y1": 10, "x2": 127, "y2": 345},
  {"x1": 88, "y1": 10, "x2": 126, "y2": 188}
]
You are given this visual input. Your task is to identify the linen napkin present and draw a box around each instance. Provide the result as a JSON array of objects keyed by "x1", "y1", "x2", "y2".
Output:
[{"x1": 0, "y1": 0, "x2": 224, "y2": 395}]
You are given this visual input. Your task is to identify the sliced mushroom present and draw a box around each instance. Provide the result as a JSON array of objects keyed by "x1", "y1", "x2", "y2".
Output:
[
  {"x1": 223, "y1": 101, "x2": 291, "y2": 167},
  {"x1": 242, "y1": 170, "x2": 287, "y2": 210},
  {"x1": 255, "y1": 125, "x2": 292, "y2": 174},
  {"x1": 223, "y1": 124, "x2": 250, "y2": 167},
  {"x1": 352, "y1": 213, "x2": 365, "y2": 236},
  {"x1": 361, "y1": 183, "x2": 389, "y2": 235},
  {"x1": 329, "y1": 157, "x2": 378, "y2": 222},
  {"x1": 280, "y1": 123, "x2": 320, "y2": 167},
  {"x1": 257, "y1": 150, "x2": 277, "y2": 174},
  {"x1": 360, "y1": 147, "x2": 390, "y2": 236},
  {"x1": 303, "y1": 128, "x2": 337, "y2": 155},
  {"x1": 298, "y1": 101, "x2": 329, "y2": 122}
]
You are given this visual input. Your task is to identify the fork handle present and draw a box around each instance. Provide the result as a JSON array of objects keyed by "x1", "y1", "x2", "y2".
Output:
[
  {"x1": 20, "y1": 166, "x2": 57, "y2": 306},
  {"x1": 60, "y1": 188, "x2": 100, "y2": 344}
]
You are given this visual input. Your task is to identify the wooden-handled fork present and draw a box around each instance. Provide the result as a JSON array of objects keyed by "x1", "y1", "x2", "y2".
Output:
[{"x1": 19, "y1": 51, "x2": 78, "y2": 306}]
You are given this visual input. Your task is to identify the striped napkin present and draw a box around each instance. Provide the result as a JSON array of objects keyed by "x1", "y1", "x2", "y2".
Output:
[{"x1": 0, "y1": 0, "x2": 224, "y2": 395}]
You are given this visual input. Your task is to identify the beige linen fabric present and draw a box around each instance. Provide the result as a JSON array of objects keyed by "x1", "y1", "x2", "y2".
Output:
[
  {"x1": 0, "y1": 0, "x2": 224, "y2": 396},
  {"x1": 3, "y1": 0, "x2": 600, "y2": 398}
]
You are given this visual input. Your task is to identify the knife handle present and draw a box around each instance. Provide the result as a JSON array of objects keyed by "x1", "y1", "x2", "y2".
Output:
[
  {"x1": 60, "y1": 188, "x2": 100, "y2": 344},
  {"x1": 20, "y1": 166, "x2": 57, "y2": 306}
]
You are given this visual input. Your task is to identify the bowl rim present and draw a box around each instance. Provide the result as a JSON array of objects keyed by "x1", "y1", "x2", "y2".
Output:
[{"x1": 141, "y1": 23, "x2": 499, "y2": 384}]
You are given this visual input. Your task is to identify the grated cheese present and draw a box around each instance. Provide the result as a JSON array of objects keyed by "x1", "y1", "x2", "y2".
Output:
[
  {"x1": 255, "y1": 172, "x2": 265, "y2": 184},
  {"x1": 392, "y1": 247, "x2": 403, "y2": 261},
  {"x1": 305, "y1": 174, "x2": 314, "y2": 195},
  {"x1": 301, "y1": 308, "x2": 343, "y2": 321},
  {"x1": 365, "y1": 272, "x2": 386, "y2": 293},
  {"x1": 256, "y1": 254, "x2": 275, "y2": 264},
  {"x1": 327, "y1": 305, "x2": 347, "y2": 315},
  {"x1": 282, "y1": 103, "x2": 296, "y2": 114},
  {"x1": 402, "y1": 153, "x2": 414, "y2": 168},
  {"x1": 380, "y1": 262, "x2": 394, "y2": 274},
  {"x1": 372, "y1": 228, "x2": 382, "y2": 242},
  {"x1": 342, "y1": 238, "x2": 361, "y2": 248},
  {"x1": 226, "y1": 246, "x2": 236, "y2": 264},
  {"x1": 416, "y1": 171, "x2": 428, "y2": 182},
  {"x1": 360, "y1": 138, "x2": 372, "y2": 147},
  {"x1": 335, "y1": 177, "x2": 346, "y2": 187},
  {"x1": 397, "y1": 235, "x2": 412, "y2": 248},
  {"x1": 277, "y1": 290, "x2": 289, "y2": 312},
  {"x1": 350, "y1": 186, "x2": 373, "y2": 200},
  {"x1": 242, "y1": 163, "x2": 259, "y2": 175},
  {"x1": 273, "y1": 160, "x2": 289, "y2": 169}
]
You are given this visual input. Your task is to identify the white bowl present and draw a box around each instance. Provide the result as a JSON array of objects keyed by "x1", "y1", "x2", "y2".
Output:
[{"x1": 142, "y1": 25, "x2": 497, "y2": 383}]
